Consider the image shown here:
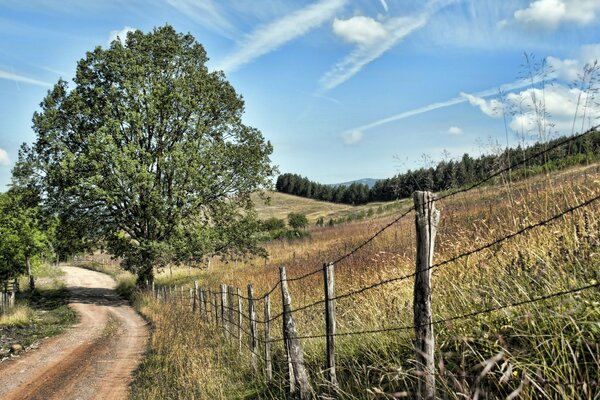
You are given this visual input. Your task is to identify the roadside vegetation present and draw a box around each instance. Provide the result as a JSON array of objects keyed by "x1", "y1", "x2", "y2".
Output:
[
  {"x1": 0, "y1": 264, "x2": 77, "y2": 359},
  {"x1": 129, "y1": 162, "x2": 600, "y2": 399}
]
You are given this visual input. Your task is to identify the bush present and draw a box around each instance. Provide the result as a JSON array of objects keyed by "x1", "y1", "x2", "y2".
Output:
[{"x1": 287, "y1": 213, "x2": 308, "y2": 230}]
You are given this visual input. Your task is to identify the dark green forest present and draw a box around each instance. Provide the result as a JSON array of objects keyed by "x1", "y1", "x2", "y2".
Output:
[{"x1": 276, "y1": 130, "x2": 600, "y2": 205}]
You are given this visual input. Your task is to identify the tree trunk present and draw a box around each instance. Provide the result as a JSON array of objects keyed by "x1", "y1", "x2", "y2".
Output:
[
  {"x1": 137, "y1": 254, "x2": 154, "y2": 288},
  {"x1": 26, "y1": 255, "x2": 35, "y2": 291}
]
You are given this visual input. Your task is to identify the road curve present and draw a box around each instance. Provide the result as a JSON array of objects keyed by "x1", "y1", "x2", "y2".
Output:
[{"x1": 0, "y1": 266, "x2": 148, "y2": 400}]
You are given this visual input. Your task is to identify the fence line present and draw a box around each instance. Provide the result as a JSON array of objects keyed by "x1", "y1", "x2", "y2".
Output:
[{"x1": 145, "y1": 128, "x2": 599, "y2": 397}]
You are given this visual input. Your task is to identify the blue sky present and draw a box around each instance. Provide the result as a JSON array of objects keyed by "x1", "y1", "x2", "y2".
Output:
[{"x1": 0, "y1": 0, "x2": 599, "y2": 189}]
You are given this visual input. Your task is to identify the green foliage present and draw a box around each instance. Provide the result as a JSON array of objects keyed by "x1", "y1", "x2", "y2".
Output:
[
  {"x1": 17, "y1": 26, "x2": 274, "y2": 285},
  {"x1": 0, "y1": 190, "x2": 51, "y2": 284},
  {"x1": 276, "y1": 130, "x2": 600, "y2": 204},
  {"x1": 315, "y1": 216, "x2": 324, "y2": 227},
  {"x1": 287, "y1": 212, "x2": 308, "y2": 230},
  {"x1": 261, "y1": 217, "x2": 286, "y2": 231}
]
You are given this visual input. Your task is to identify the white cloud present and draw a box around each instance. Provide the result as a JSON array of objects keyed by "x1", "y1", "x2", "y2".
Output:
[
  {"x1": 320, "y1": 0, "x2": 456, "y2": 90},
  {"x1": 511, "y1": 0, "x2": 600, "y2": 30},
  {"x1": 464, "y1": 85, "x2": 600, "y2": 136},
  {"x1": 321, "y1": 14, "x2": 428, "y2": 90},
  {"x1": 108, "y1": 26, "x2": 136, "y2": 45},
  {"x1": 342, "y1": 130, "x2": 363, "y2": 144},
  {"x1": 448, "y1": 126, "x2": 462, "y2": 135},
  {"x1": 332, "y1": 16, "x2": 387, "y2": 46},
  {"x1": 460, "y1": 92, "x2": 503, "y2": 117},
  {"x1": 217, "y1": 0, "x2": 347, "y2": 72},
  {"x1": 0, "y1": 148, "x2": 11, "y2": 167},
  {"x1": 0, "y1": 69, "x2": 51, "y2": 87}
]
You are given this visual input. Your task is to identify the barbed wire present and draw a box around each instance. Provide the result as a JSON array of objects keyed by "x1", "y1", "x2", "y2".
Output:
[
  {"x1": 327, "y1": 190, "x2": 600, "y2": 304},
  {"x1": 267, "y1": 281, "x2": 600, "y2": 342},
  {"x1": 268, "y1": 126, "x2": 599, "y2": 288}
]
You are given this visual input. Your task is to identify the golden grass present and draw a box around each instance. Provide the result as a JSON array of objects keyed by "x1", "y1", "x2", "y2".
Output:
[
  {"x1": 0, "y1": 304, "x2": 32, "y2": 327},
  {"x1": 251, "y1": 191, "x2": 406, "y2": 223},
  {"x1": 132, "y1": 163, "x2": 600, "y2": 399}
]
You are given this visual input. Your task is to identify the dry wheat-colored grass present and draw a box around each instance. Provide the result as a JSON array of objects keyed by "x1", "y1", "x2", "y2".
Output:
[{"x1": 132, "y1": 163, "x2": 600, "y2": 399}]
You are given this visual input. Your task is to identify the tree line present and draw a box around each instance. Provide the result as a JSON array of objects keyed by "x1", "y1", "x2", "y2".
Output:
[{"x1": 276, "y1": 130, "x2": 600, "y2": 204}]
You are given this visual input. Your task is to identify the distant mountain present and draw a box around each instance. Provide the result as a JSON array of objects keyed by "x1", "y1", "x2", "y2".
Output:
[{"x1": 330, "y1": 178, "x2": 379, "y2": 188}]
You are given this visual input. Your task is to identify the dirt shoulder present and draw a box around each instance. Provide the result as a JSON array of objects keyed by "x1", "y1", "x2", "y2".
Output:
[{"x1": 0, "y1": 266, "x2": 148, "y2": 400}]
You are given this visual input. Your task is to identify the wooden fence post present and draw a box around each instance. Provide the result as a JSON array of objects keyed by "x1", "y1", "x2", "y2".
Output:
[
  {"x1": 228, "y1": 286, "x2": 235, "y2": 337},
  {"x1": 237, "y1": 288, "x2": 243, "y2": 350},
  {"x1": 213, "y1": 291, "x2": 220, "y2": 328},
  {"x1": 221, "y1": 284, "x2": 228, "y2": 337},
  {"x1": 324, "y1": 262, "x2": 338, "y2": 389},
  {"x1": 264, "y1": 293, "x2": 272, "y2": 382},
  {"x1": 413, "y1": 191, "x2": 440, "y2": 400},
  {"x1": 189, "y1": 288, "x2": 194, "y2": 310},
  {"x1": 201, "y1": 288, "x2": 208, "y2": 322},
  {"x1": 280, "y1": 266, "x2": 312, "y2": 399},
  {"x1": 193, "y1": 281, "x2": 199, "y2": 313},
  {"x1": 247, "y1": 284, "x2": 258, "y2": 371}
]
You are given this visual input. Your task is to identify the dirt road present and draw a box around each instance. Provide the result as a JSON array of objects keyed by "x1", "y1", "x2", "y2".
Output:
[{"x1": 0, "y1": 266, "x2": 148, "y2": 400}]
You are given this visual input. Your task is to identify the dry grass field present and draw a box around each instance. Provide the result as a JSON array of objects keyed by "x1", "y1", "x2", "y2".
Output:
[{"x1": 129, "y1": 163, "x2": 600, "y2": 399}]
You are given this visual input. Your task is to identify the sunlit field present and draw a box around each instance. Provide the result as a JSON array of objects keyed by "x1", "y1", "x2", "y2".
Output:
[{"x1": 128, "y1": 163, "x2": 600, "y2": 399}]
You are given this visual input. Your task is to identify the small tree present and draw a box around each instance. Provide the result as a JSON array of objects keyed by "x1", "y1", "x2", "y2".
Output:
[{"x1": 287, "y1": 213, "x2": 308, "y2": 230}]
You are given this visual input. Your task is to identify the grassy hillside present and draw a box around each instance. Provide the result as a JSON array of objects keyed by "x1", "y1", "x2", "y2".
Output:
[
  {"x1": 129, "y1": 162, "x2": 600, "y2": 399},
  {"x1": 252, "y1": 191, "x2": 406, "y2": 223}
]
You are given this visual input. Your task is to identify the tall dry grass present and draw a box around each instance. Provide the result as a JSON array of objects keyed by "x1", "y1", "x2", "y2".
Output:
[{"x1": 130, "y1": 164, "x2": 600, "y2": 399}]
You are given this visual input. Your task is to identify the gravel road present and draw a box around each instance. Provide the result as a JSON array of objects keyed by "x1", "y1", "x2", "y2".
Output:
[{"x1": 0, "y1": 266, "x2": 148, "y2": 400}]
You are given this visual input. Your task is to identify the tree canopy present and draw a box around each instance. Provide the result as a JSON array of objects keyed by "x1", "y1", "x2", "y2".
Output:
[{"x1": 17, "y1": 25, "x2": 274, "y2": 285}]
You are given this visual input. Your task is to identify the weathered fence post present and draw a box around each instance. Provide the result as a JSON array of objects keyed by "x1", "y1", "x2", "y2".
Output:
[
  {"x1": 228, "y1": 286, "x2": 235, "y2": 337},
  {"x1": 221, "y1": 284, "x2": 228, "y2": 337},
  {"x1": 324, "y1": 262, "x2": 338, "y2": 389},
  {"x1": 413, "y1": 191, "x2": 440, "y2": 400},
  {"x1": 247, "y1": 284, "x2": 258, "y2": 371},
  {"x1": 193, "y1": 281, "x2": 199, "y2": 313},
  {"x1": 280, "y1": 265, "x2": 312, "y2": 399},
  {"x1": 237, "y1": 287, "x2": 243, "y2": 350},
  {"x1": 264, "y1": 293, "x2": 272, "y2": 382},
  {"x1": 201, "y1": 288, "x2": 208, "y2": 321},
  {"x1": 213, "y1": 291, "x2": 220, "y2": 328},
  {"x1": 189, "y1": 288, "x2": 194, "y2": 310}
]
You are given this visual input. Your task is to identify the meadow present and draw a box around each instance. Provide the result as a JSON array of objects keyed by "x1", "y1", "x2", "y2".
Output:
[{"x1": 125, "y1": 161, "x2": 600, "y2": 399}]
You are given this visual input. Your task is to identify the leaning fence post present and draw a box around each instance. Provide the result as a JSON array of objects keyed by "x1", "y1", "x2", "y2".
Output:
[
  {"x1": 221, "y1": 284, "x2": 228, "y2": 337},
  {"x1": 324, "y1": 262, "x2": 338, "y2": 389},
  {"x1": 264, "y1": 293, "x2": 273, "y2": 382},
  {"x1": 237, "y1": 288, "x2": 243, "y2": 350},
  {"x1": 247, "y1": 284, "x2": 258, "y2": 371},
  {"x1": 280, "y1": 265, "x2": 312, "y2": 399},
  {"x1": 413, "y1": 191, "x2": 440, "y2": 400}
]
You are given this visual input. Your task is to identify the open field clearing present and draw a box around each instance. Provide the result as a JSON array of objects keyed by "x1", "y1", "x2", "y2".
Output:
[{"x1": 128, "y1": 162, "x2": 600, "y2": 399}]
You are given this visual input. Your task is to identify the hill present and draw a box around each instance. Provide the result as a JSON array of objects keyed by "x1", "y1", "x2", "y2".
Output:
[{"x1": 251, "y1": 191, "x2": 406, "y2": 223}]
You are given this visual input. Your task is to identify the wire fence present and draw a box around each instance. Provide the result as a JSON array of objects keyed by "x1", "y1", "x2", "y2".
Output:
[{"x1": 146, "y1": 127, "x2": 600, "y2": 398}]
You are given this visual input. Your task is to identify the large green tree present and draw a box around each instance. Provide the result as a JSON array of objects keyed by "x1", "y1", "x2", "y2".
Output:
[{"x1": 19, "y1": 26, "x2": 274, "y2": 285}]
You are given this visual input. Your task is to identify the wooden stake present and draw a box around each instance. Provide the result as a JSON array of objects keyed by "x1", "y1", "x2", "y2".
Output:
[
  {"x1": 247, "y1": 284, "x2": 258, "y2": 371},
  {"x1": 264, "y1": 293, "x2": 273, "y2": 382},
  {"x1": 413, "y1": 191, "x2": 440, "y2": 400},
  {"x1": 324, "y1": 262, "x2": 338, "y2": 389},
  {"x1": 280, "y1": 266, "x2": 312, "y2": 399}
]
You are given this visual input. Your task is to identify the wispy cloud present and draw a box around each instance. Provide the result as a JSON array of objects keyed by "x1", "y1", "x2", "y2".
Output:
[
  {"x1": 166, "y1": 0, "x2": 236, "y2": 37},
  {"x1": 342, "y1": 78, "x2": 535, "y2": 136},
  {"x1": 0, "y1": 69, "x2": 51, "y2": 87},
  {"x1": 448, "y1": 126, "x2": 463, "y2": 134},
  {"x1": 320, "y1": 0, "x2": 455, "y2": 91},
  {"x1": 217, "y1": 0, "x2": 347, "y2": 73},
  {"x1": 0, "y1": 148, "x2": 11, "y2": 167},
  {"x1": 342, "y1": 130, "x2": 363, "y2": 144}
]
